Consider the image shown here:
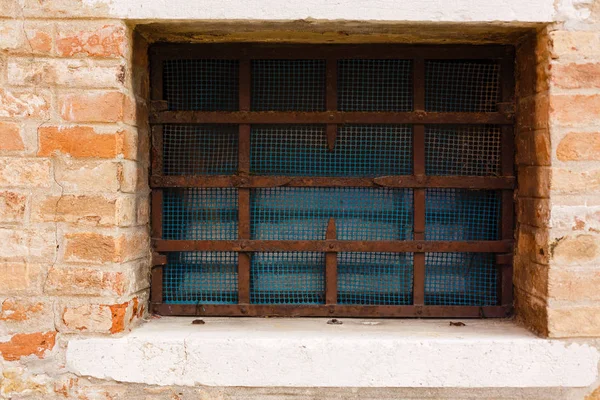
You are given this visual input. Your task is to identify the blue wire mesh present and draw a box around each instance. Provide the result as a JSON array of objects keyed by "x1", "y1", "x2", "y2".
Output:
[
  {"x1": 163, "y1": 125, "x2": 238, "y2": 175},
  {"x1": 250, "y1": 125, "x2": 412, "y2": 176},
  {"x1": 162, "y1": 188, "x2": 238, "y2": 240},
  {"x1": 425, "y1": 125, "x2": 501, "y2": 176},
  {"x1": 251, "y1": 187, "x2": 413, "y2": 240},
  {"x1": 250, "y1": 252, "x2": 325, "y2": 304},
  {"x1": 338, "y1": 253, "x2": 413, "y2": 305},
  {"x1": 251, "y1": 60, "x2": 326, "y2": 111},
  {"x1": 425, "y1": 189, "x2": 500, "y2": 241},
  {"x1": 425, "y1": 252, "x2": 498, "y2": 306},
  {"x1": 425, "y1": 60, "x2": 500, "y2": 112},
  {"x1": 163, "y1": 59, "x2": 239, "y2": 111},
  {"x1": 164, "y1": 252, "x2": 238, "y2": 304},
  {"x1": 338, "y1": 59, "x2": 413, "y2": 111}
]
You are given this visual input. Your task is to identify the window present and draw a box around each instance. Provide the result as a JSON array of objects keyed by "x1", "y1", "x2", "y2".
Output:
[{"x1": 149, "y1": 44, "x2": 515, "y2": 318}]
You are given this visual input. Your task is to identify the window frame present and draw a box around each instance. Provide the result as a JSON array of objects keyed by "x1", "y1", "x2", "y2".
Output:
[{"x1": 149, "y1": 43, "x2": 515, "y2": 318}]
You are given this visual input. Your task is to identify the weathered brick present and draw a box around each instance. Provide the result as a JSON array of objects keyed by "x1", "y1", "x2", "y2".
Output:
[
  {"x1": 0, "y1": 21, "x2": 53, "y2": 55},
  {"x1": 38, "y1": 126, "x2": 126, "y2": 158},
  {"x1": 56, "y1": 23, "x2": 126, "y2": 57},
  {"x1": 0, "y1": 158, "x2": 51, "y2": 188},
  {"x1": 0, "y1": 299, "x2": 44, "y2": 322},
  {"x1": 551, "y1": 168, "x2": 600, "y2": 194},
  {"x1": 59, "y1": 91, "x2": 124, "y2": 122},
  {"x1": 550, "y1": 31, "x2": 600, "y2": 60},
  {"x1": 550, "y1": 95, "x2": 600, "y2": 127},
  {"x1": 60, "y1": 297, "x2": 141, "y2": 334},
  {"x1": 0, "y1": 263, "x2": 44, "y2": 295},
  {"x1": 0, "y1": 122, "x2": 24, "y2": 151},
  {"x1": 8, "y1": 59, "x2": 125, "y2": 88},
  {"x1": 45, "y1": 266, "x2": 126, "y2": 296},
  {"x1": 551, "y1": 234, "x2": 599, "y2": 265},
  {"x1": 63, "y1": 230, "x2": 148, "y2": 264},
  {"x1": 0, "y1": 228, "x2": 56, "y2": 263},
  {"x1": 0, "y1": 191, "x2": 27, "y2": 223},
  {"x1": 515, "y1": 129, "x2": 551, "y2": 166},
  {"x1": 551, "y1": 205, "x2": 600, "y2": 232},
  {"x1": 516, "y1": 197, "x2": 550, "y2": 228},
  {"x1": 516, "y1": 224, "x2": 549, "y2": 266},
  {"x1": 549, "y1": 269, "x2": 600, "y2": 301},
  {"x1": 557, "y1": 132, "x2": 600, "y2": 161},
  {"x1": 517, "y1": 93, "x2": 549, "y2": 131},
  {"x1": 551, "y1": 62, "x2": 600, "y2": 89},
  {"x1": 0, "y1": 88, "x2": 50, "y2": 119},
  {"x1": 137, "y1": 195, "x2": 150, "y2": 225},
  {"x1": 0, "y1": 331, "x2": 56, "y2": 361},
  {"x1": 31, "y1": 194, "x2": 118, "y2": 225},
  {"x1": 0, "y1": 298, "x2": 54, "y2": 334},
  {"x1": 513, "y1": 257, "x2": 549, "y2": 299},
  {"x1": 54, "y1": 158, "x2": 120, "y2": 192},
  {"x1": 548, "y1": 306, "x2": 600, "y2": 337},
  {"x1": 118, "y1": 160, "x2": 145, "y2": 193},
  {"x1": 517, "y1": 166, "x2": 551, "y2": 198},
  {"x1": 514, "y1": 288, "x2": 548, "y2": 337}
]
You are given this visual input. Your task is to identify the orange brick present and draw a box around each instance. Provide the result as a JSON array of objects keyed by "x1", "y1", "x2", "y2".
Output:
[
  {"x1": 517, "y1": 93, "x2": 549, "y2": 131},
  {"x1": 0, "y1": 331, "x2": 56, "y2": 361},
  {"x1": 57, "y1": 23, "x2": 126, "y2": 58},
  {"x1": 0, "y1": 263, "x2": 44, "y2": 295},
  {"x1": 551, "y1": 234, "x2": 599, "y2": 265},
  {"x1": 45, "y1": 266, "x2": 126, "y2": 296},
  {"x1": 549, "y1": 269, "x2": 600, "y2": 302},
  {"x1": 550, "y1": 95, "x2": 600, "y2": 127},
  {"x1": 0, "y1": 191, "x2": 27, "y2": 223},
  {"x1": 38, "y1": 126, "x2": 124, "y2": 158},
  {"x1": 515, "y1": 129, "x2": 551, "y2": 166},
  {"x1": 550, "y1": 31, "x2": 600, "y2": 60},
  {"x1": 557, "y1": 132, "x2": 600, "y2": 161},
  {"x1": 0, "y1": 299, "x2": 45, "y2": 322},
  {"x1": 0, "y1": 88, "x2": 50, "y2": 119},
  {"x1": 0, "y1": 122, "x2": 24, "y2": 151},
  {"x1": 61, "y1": 298, "x2": 140, "y2": 334},
  {"x1": 64, "y1": 232, "x2": 117, "y2": 264},
  {"x1": 551, "y1": 63, "x2": 600, "y2": 89},
  {"x1": 548, "y1": 306, "x2": 600, "y2": 337},
  {"x1": 59, "y1": 91, "x2": 124, "y2": 122},
  {"x1": 552, "y1": 168, "x2": 600, "y2": 194},
  {"x1": 32, "y1": 194, "x2": 117, "y2": 225}
]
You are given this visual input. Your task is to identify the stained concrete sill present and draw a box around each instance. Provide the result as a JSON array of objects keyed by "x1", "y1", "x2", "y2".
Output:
[{"x1": 66, "y1": 317, "x2": 599, "y2": 388}]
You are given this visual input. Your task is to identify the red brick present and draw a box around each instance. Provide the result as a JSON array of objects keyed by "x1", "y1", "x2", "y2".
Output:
[
  {"x1": 0, "y1": 331, "x2": 56, "y2": 361},
  {"x1": 0, "y1": 122, "x2": 24, "y2": 151},
  {"x1": 57, "y1": 24, "x2": 126, "y2": 58},
  {"x1": 551, "y1": 63, "x2": 600, "y2": 89},
  {"x1": 45, "y1": 266, "x2": 126, "y2": 296},
  {"x1": 557, "y1": 132, "x2": 600, "y2": 161},
  {"x1": 38, "y1": 126, "x2": 128, "y2": 158},
  {"x1": 550, "y1": 95, "x2": 600, "y2": 127},
  {"x1": 59, "y1": 91, "x2": 124, "y2": 122}
]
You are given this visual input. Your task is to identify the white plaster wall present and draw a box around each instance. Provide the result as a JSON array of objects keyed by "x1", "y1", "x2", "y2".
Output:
[
  {"x1": 67, "y1": 318, "x2": 600, "y2": 388},
  {"x1": 83, "y1": 0, "x2": 557, "y2": 22}
]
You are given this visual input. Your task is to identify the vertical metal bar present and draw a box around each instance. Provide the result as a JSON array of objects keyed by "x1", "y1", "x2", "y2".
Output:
[
  {"x1": 151, "y1": 125, "x2": 164, "y2": 177},
  {"x1": 413, "y1": 58, "x2": 426, "y2": 306},
  {"x1": 238, "y1": 59, "x2": 252, "y2": 304},
  {"x1": 150, "y1": 53, "x2": 164, "y2": 101},
  {"x1": 326, "y1": 58, "x2": 338, "y2": 151},
  {"x1": 499, "y1": 52, "x2": 515, "y2": 306},
  {"x1": 151, "y1": 266, "x2": 164, "y2": 304},
  {"x1": 325, "y1": 218, "x2": 338, "y2": 305}
]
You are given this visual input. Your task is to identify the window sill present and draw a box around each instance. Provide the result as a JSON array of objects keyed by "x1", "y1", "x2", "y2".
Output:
[{"x1": 66, "y1": 317, "x2": 598, "y2": 388}]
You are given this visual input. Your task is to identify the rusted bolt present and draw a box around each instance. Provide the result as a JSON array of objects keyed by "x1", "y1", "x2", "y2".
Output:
[
  {"x1": 240, "y1": 243, "x2": 246, "y2": 249},
  {"x1": 329, "y1": 244, "x2": 335, "y2": 249},
  {"x1": 241, "y1": 307, "x2": 247, "y2": 314},
  {"x1": 417, "y1": 244, "x2": 423, "y2": 250},
  {"x1": 329, "y1": 114, "x2": 335, "y2": 120},
  {"x1": 329, "y1": 308, "x2": 335, "y2": 314}
]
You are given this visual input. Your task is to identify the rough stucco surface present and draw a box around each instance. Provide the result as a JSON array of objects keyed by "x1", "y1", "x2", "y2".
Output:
[{"x1": 2, "y1": 0, "x2": 600, "y2": 398}]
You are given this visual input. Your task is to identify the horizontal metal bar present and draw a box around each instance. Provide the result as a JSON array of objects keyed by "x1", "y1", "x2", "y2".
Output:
[
  {"x1": 152, "y1": 239, "x2": 513, "y2": 253},
  {"x1": 150, "y1": 175, "x2": 515, "y2": 189},
  {"x1": 149, "y1": 43, "x2": 513, "y2": 60},
  {"x1": 152, "y1": 303, "x2": 512, "y2": 318},
  {"x1": 150, "y1": 110, "x2": 514, "y2": 125}
]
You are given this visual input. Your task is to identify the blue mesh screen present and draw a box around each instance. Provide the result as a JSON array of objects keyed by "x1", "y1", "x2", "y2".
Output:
[
  {"x1": 425, "y1": 125, "x2": 501, "y2": 176},
  {"x1": 251, "y1": 60, "x2": 326, "y2": 111},
  {"x1": 163, "y1": 59, "x2": 239, "y2": 111},
  {"x1": 338, "y1": 253, "x2": 413, "y2": 305},
  {"x1": 164, "y1": 252, "x2": 238, "y2": 304},
  {"x1": 338, "y1": 59, "x2": 413, "y2": 111},
  {"x1": 425, "y1": 189, "x2": 500, "y2": 241},
  {"x1": 250, "y1": 252, "x2": 325, "y2": 304},
  {"x1": 425, "y1": 60, "x2": 500, "y2": 112},
  {"x1": 425, "y1": 252, "x2": 498, "y2": 306},
  {"x1": 163, "y1": 125, "x2": 238, "y2": 175},
  {"x1": 251, "y1": 187, "x2": 413, "y2": 240},
  {"x1": 162, "y1": 188, "x2": 238, "y2": 240},
  {"x1": 250, "y1": 125, "x2": 412, "y2": 176}
]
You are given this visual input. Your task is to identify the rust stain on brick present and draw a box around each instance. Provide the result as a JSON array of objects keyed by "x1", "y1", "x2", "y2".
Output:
[
  {"x1": 0, "y1": 331, "x2": 56, "y2": 361},
  {"x1": 109, "y1": 301, "x2": 129, "y2": 334}
]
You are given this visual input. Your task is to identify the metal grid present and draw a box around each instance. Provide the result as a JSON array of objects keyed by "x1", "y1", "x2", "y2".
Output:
[
  {"x1": 250, "y1": 252, "x2": 325, "y2": 304},
  {"x1": 251, "y1": 60, "x2": 326, "y2": 111},
  {"x1": 162, "y1": 188, "x2": 238, "y2": 240},
  {"x1": 163, "y1": 125, "x2": 238, "y2": 175},
  {"x1": 338, "y1": 253, "x2": 413, "y2": 305},
  {"x1": 425, "y1": 125, "x2": 502, "y2": 176},
  {"x1": 425, "y1": 60, "x2": 500, "y2": 112},
  {"x1": 337, "y1": 59, "x2": 413, "y2": 111},
  {"x1": 250, "y1": 187, "x2": 413, "y2": 241},
  {"x1": 425, "y1": 252, "x2": 498, "y2": 306},
  {"x1": 163, "y1": 59, "x2": 239, "y2": 111},
  {"x1": 250, "y1": 125, "x2": 412, "y2": 176},
  {"x1": 425, "y1": 189, "x2": 500, "y2": 241},
  {"x1": 164, "y1": 252, "x2": 238, "y2": 304}
]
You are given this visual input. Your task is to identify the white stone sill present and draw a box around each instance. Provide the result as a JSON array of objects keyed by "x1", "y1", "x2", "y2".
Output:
[{"x1": 66, "y1": 317, "x2": 599, "y2": 388}]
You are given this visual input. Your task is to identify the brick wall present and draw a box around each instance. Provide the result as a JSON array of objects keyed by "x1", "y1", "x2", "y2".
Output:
[{"x1": 1, "y1": 0, "x2": 600, "y2": 398}]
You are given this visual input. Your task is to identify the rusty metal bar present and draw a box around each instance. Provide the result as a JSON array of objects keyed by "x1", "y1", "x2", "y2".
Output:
[
  {"x1": 152, "y1": 303, "x2": 513, "y2": 318},
  {"x1": 150, "y1": 109, "x2": 513, "y2": 125},
  {"x1": 325, "y1": 218, "x2": 338, "y2": 305},
  {"x1": 150, "y1": 175, "x2": 516, "y2": 189},
  {"x1": 151, "y1": 125, "x2": 163, "y2": 177},
  {"x1": 151, "y1": 266, "x2": 164, "y2": 304},
  {"x1": 149, "y1": 43, "x2": 513, "y2": 61},
  {"x1": 153, "y1": 239, "x2": 513, "y2": 253},
  {"x1": 238, "y1": 59, "x2": 251, "y2": 304}
]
